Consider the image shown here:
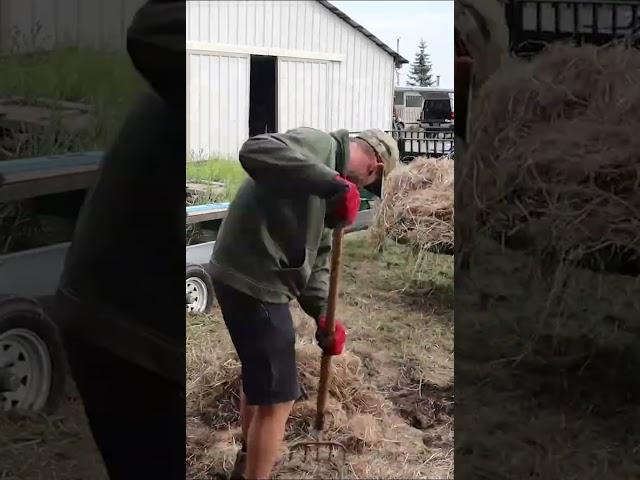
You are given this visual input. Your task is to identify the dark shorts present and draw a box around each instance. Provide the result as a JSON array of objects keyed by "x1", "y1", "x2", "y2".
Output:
[{"x1": 213, "y1": 281, "x2": 301, "y2": 406}]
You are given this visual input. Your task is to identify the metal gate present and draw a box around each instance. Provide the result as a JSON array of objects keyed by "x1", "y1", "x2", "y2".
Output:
[
  {"x1": 350, "y1": 128, "x2": 454, "y2": 163},
  {"x1": 393, "y1": 129, "x2": 454, "y2": 162},
  {"x1": 506, "y1": 0, "x2": 640, "y2": 56}
]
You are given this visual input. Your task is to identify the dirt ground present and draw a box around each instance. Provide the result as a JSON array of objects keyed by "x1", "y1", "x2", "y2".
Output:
[
  {"x1": 0, "y1": 390, "x2": 108, "y2": 480},
  {"x1": 187, "y1": 232, "x2": 454, "y2": 479}
]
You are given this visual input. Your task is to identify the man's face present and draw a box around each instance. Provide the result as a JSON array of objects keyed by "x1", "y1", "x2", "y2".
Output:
[{"x1": 345, "y1": 141, "x2": 384, "y2": 188}]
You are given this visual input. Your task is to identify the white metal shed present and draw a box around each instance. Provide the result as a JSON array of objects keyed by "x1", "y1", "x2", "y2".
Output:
[
  {"x1": 0, "y1": 0, "x2": 146, "y2": 54},
  {"x1": 186, "y1": 0, "x2": 408, "y2": 160}
]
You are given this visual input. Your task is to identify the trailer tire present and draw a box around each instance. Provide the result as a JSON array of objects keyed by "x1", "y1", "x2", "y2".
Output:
[
  {"x1": 0, "y1": 297, "x2": 66, "y2": 413},
  {"x1": 186, "y1": 264, "x2": 214, "y2": 314}
]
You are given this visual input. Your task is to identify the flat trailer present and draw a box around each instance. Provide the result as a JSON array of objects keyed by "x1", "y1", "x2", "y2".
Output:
[
  {"x1": 0, "y1": 152, "x2": 101, "y2": 413},
  {"x1": 0, "y1": 152, "x2": 103, "y2": 202},
  {"x1": 186, "y1": 203, "x2": 376, "y2": 314}
]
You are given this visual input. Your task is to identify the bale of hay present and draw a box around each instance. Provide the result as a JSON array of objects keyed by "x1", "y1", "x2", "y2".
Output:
[
  {"x1": 372, "y1": 157, "x2": 454, "y2": 253},
  {"x1": 463, "y1": 44, "x2": 640, "y2": 270}
]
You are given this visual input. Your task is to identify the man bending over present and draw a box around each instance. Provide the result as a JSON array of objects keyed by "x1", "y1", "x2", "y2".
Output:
[{"x1": 208, "y1": 127, "x2": 398, "y2": 479}]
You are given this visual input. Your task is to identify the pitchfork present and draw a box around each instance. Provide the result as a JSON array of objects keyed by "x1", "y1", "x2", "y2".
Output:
[{"x1": 288, "y1": 227, "x2": 348, "y2": 475}]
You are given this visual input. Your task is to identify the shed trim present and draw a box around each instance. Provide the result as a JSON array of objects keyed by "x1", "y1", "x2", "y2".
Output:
[
  {"x1": 186, "y1": 41, "x2": 345, "y2": 63},
  {"x1": 317, "y1": 0, "x2": 409, "y2": 66}
]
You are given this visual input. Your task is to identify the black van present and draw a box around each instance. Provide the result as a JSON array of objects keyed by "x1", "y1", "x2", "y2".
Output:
[{"x1": 418, "y1": 92, "x2": 454, "y2": 128}]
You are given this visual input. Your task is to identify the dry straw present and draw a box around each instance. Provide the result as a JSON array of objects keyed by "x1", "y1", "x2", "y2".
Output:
[
  {"x1": 186, "y1": 341, "x2": 429, "y2": 478},
  {"x1": 372, "y1": 157, "x2": 454, "y2": 254},
  {"x1": 460, "y1": 44, "x2": 640, "y2": 267}
]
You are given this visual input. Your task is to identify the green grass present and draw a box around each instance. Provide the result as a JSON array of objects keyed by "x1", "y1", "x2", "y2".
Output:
[
  {"x1": 0, "y1": 48, "x2": 143, "y2": 155},
  {"x1": 0, "y1": 49, "x2": 144, "y2": 251},
  {"x1": 343, "y1": 233, "x2": 454, "y2": 311},
  {"x1": 186, "y1": 157, "x2": 247, "y2": 203},
  {"x1": 185, "y1": 158, "x2": 247, "y2": 244},
  {"x1": 0, "y1": 48, "x2": 141, "y2": 104}
]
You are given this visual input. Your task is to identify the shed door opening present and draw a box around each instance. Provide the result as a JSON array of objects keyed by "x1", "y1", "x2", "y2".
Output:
[{"x1": 249, "y1": 55, "x2": 277, "y2": 137}]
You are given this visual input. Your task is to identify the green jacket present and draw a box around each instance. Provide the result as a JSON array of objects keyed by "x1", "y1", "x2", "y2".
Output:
[{"x1": 209, "y1": 127, "x2": 350, "y2": 320}]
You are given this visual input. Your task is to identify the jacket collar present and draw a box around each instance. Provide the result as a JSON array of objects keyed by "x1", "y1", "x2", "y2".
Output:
[{"x1": 329, "y1": 129, "x2": 349, "y2": 175}]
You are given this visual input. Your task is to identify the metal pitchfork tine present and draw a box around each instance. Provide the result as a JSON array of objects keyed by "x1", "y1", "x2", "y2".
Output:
[
  {"x1": 288, "y1": 441, "x2": 347, "y2": 464},
  {"x1": 288, "y1": 227, "x2": 348, "y2": 476}
]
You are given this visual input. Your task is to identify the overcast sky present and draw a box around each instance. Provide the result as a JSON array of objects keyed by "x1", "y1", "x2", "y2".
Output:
[{"x1": 329, "y1": 1, "x2": 454, "y2": 89}]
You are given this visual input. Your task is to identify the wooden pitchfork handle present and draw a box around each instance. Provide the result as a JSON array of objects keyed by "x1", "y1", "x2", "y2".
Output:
[{"x1": 315, "y1": 227, "x2": 345, "y2": 431}]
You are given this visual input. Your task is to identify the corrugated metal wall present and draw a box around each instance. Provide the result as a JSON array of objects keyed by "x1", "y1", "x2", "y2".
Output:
[
  {"x1": 395, "y1": 106, "x2": 423, "y2": 125},
  {"x1": 187, "y1": 0, "x2": 396, "y2": 159},
  {"x1": 278, "y1": 59, "x2": 331, "y2": 132},
  {"x1": 187, "y1": 52, "x2": 250, "y2": 160},
  {"x1": 0, "y1": 0, "x2": 145, "y2": 54}
]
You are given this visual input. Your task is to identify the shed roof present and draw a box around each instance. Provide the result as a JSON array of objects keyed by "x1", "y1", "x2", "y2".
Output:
[
  {"x1": 395, "y1": 86, "x2": 454, "y2": 94},
  {"x1": 318, "y1": 1, "x2": 409, "y2": 66}
]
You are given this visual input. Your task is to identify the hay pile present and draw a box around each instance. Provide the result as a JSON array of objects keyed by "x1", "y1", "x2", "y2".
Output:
[
  {"x1": 288, "y1": 345, "x2": 391, "y2": 444},
  {"x1": 462, "y1": 44, "x2": 640, "y2": 268},
  {"x1": 187, "y1": 342, "x2": 426, "y2": 479},
  {"x1": 372, "y1": 157, "x2": 454, "y2": 253},
  {"x1": 189, "y1": 343, "x2": 394, "y2": 443}
]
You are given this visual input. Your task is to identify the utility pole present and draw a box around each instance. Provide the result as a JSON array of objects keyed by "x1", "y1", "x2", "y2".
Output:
[
  {"x1": 436, "y1": 75, "x2": 440, "y2": 87},
  {"x1": 396, "y1": 37, "x2": 400, "y2": 86}
]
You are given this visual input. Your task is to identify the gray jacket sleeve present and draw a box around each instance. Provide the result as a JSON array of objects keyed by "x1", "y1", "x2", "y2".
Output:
[{"x1": 239, "y1": 130, "x2": 346, "y2": 199}]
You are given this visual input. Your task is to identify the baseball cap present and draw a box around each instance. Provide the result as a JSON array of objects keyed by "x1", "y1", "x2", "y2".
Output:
[{"x1": 354, "y1": 129, "x2": 399, "y2": 198}]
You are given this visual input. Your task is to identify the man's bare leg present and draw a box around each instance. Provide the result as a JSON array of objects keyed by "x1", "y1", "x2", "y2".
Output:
[
  {"x1": 244, "y1": 400, "x2": 295, "y2": 480},
  {"x1": 231, "y1": 390, "x2": 257, "y2": 479},
  {"x1": 240, "y1": 389, "x2": 257, "y2": 447}
]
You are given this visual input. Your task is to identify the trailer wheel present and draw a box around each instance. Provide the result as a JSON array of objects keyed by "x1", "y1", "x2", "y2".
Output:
[
  {"x1": 0, "y1": 297, "x2": 66, "y2": 413},
  {"x1": 186, "y1": 264, "x2": 214, "y2": 314}
]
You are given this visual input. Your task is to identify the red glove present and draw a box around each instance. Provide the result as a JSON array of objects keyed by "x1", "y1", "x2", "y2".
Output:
[
  {"x1": 327, "y1": 175, "x2": 361, "y2": 228},
  {"x1": 316, "y1": 316, "x2": 347, "y2": 356}
]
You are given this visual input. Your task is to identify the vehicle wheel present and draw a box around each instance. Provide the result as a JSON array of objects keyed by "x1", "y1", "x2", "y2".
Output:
[
  {"x1": 0, "y1": 297, "x2": 66, "y2": 413},
  {"x1": 186, "y1": 264, "x2": 214, "y2": 314}
]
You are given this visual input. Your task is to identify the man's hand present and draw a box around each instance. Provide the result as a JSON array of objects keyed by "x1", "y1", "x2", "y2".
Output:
[
  {"x1": 325, "y1": 176, "x2": 361, "y2": 229},
  {"x1": 315, "y1": 316, "x2": 346, "y2": 356}
]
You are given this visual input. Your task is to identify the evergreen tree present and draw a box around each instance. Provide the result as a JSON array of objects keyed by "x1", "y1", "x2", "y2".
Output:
[{"x1": 406, "y1": 38, "x2": 434, "y2": 87}]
